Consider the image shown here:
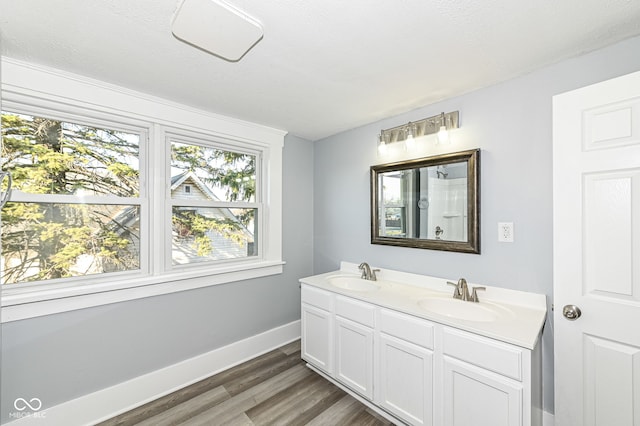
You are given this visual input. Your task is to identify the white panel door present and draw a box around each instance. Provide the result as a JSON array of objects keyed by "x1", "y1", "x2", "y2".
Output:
[{"x1": 553, "y1": 70, "x2": 640, "y2": 426}]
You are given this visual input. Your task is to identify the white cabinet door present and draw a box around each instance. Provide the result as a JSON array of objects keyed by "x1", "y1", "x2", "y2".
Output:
[
  {"x1": 442, "y1": 357, "x2": 522, "y2": 426},
  {"x1": 301, "y1": 303, "x2": 333, "y2": 374},
  {"x1": 334, "y1": 316, "x2": 374, "y2": 399},
  {"x1": 378, "y1": 333, "x2": 433, "y2": 426}
]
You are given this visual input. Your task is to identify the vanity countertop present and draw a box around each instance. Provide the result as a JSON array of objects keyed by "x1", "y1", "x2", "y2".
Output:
[{"x1": 300, "y1": 262, "x2": 547, "y2": 349}]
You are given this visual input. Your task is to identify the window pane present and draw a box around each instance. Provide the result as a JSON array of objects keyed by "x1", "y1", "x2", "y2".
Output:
[
  {"x1": 171, "y1": 141, "x2": 256, "y2": 202},
  {"x1": 1, "y1": 202, "x2": 140, "y2": 284},
  {"x1": 172, "y1": 206, "x2": 256, "y2": 265},
  {"x1": 1, "y1": 111, "x2": 140, "y2": 197}
]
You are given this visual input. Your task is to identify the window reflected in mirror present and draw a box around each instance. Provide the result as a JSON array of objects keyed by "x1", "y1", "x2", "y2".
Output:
[{"x1": 371, "y1": 149, "x2": 479, "y2": 253}]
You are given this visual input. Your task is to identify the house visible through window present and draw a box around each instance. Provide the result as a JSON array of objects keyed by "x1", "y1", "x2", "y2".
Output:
[
  {"x1": 1, "y1": 111, "x2": 142, "y2": 285},
  {"x1": 170, "y1": 139, "x2": 259, "y2": 265}
]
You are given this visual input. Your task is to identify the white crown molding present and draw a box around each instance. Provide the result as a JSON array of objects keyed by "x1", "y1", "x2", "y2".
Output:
[{"x1": 1, "y1": 57, "x2": 287, "y2": 145}]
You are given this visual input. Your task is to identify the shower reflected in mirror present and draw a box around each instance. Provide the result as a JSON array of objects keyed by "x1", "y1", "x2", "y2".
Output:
[{"x1": 371, "y1": 149, "x2": 479, "y2": 254}]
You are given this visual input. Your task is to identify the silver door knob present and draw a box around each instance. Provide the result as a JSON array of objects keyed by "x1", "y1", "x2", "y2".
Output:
[{"x1": 562, "y1": 305, "x2": 582, "y2": 320}]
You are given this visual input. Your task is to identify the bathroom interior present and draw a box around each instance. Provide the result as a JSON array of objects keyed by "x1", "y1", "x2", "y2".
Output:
[{"x1": 1, "y1": 1, "x2": 640, "y2": 425}]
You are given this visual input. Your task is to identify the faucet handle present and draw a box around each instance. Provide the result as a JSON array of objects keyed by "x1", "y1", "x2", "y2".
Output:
[
  {"x1": 470, "y1": 286, "x2": 486, "y2": 303},
  {"x1": 446, "y1": 281, "x2": 462, "y2": 299},
  {"x1": 371, "y1": 269, "x2": 380, "y2": 281}
]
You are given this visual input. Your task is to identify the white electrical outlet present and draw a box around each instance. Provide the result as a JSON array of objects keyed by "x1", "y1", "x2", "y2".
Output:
[{"x1": 498, "y1": 222, "x2": 514, "y2": 242}]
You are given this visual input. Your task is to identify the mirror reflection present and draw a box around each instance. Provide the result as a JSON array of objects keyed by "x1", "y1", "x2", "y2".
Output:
[
  {"x1": 378, "y1": 162, "x2": 468, "y2": 241},
  {"x1": 371, "y1": 149, "x2": 479, "y2": 253}
]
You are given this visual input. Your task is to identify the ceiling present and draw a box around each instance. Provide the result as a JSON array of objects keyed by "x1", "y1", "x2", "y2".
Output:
[{"x1": 2, "y1": 0, "x2": 640, "y2": 141}]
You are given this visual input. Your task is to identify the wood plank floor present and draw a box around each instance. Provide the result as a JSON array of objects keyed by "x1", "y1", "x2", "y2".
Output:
[{"x1": 99, "y1": 340, "x2": 395, "y2": 426}]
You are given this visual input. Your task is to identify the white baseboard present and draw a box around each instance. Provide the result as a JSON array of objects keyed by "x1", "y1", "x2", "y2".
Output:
[
  {"x1": 543, "y1": 410, "x2": 555, "y2": 426},
  {"x1": 6, "y1": 320, "x2": 301, "y2": 426}
]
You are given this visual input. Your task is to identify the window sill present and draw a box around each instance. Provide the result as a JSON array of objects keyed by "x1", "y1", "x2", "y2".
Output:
[{"x1": 1, "y1": 260, "x2": 285, "y2": 323}]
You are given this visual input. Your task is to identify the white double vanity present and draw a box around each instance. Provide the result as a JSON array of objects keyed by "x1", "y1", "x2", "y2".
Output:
[{"x1": 300, "y1": 262, "x2": 547, "y2": 426}]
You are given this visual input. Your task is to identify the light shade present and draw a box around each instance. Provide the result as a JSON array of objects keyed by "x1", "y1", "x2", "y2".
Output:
[{"x1": 172, "y1": 0, "x2": 264, "y2": 61}]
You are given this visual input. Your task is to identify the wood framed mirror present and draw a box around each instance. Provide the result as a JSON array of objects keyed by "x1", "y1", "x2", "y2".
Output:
[{"x1": 371, "y1": 149, "x2": 480, "y2": 253}]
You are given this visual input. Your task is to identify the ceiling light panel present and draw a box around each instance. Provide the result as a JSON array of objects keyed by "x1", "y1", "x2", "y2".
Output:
[{"x1": 171, "y1": 0, "x2": 263, "y2": 61}]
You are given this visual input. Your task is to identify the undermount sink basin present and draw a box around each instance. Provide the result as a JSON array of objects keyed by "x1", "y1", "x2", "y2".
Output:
[
  {"x1": 328, "y1": 276, "x2": 380, "y2": 292},
  {"x1": 417, "y1": 297, "x2": 514, "y2": 322}
]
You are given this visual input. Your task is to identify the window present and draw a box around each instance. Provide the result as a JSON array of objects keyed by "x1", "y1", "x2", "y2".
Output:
[
  {"x1": 169, "y1": 137, "x2": 260, "y2": 266},
  {"x1": 1, "y1": 59, "x2": 284, "y2": 319},
  {"x1": 1, "y1": 111, "x2": 143, "y2": 285}
]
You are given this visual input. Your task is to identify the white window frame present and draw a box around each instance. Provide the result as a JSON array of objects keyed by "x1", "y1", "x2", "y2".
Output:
[
  {"x1": 0, "y1": 58, "x2": 285, "y2": 322},
  {"x1": 0, "y1": 102, "x2": 151, "y2": 288},
  {"x1": 165, "y1": 130, "x2": 263, "y2": 271}
]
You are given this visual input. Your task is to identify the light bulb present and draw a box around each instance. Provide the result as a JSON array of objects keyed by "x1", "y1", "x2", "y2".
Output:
[
  {"x1": 437, "y1": 112, "x2": 450, "y2": 144},
  {"x1": 405, "y1": 134, "x2": 415, "y2": 150},
  {"x1": 437, "y1": 126, "x2": 449, "y2": 144},
  {"x1": 378, "y1": 141, "x2": 388, "y2": 155},
  {"x1": 378, "y1": 133, "x2": 388, "y2": 155},
  {"x1": 404, "y1": 123, "x2": 415, "y2": 150}
]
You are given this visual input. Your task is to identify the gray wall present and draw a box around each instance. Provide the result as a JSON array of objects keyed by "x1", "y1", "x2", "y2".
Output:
[
  {"x1": 313, "y1": 34, "x2": 640, "y2": 414},
  {"x1": 0, "y1": 134, "x2": 314, "y2": 423}
]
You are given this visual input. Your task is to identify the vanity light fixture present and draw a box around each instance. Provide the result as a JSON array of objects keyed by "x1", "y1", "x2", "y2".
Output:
[{"x1": 377, "y1": 111, "x2": 459, "y2": 152}]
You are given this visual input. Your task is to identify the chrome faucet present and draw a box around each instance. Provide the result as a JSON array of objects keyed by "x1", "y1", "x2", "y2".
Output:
[
  {"x1": 446, "y1": 278, "x2": 486, "y2": 302},
  {"x1": 447, "y1": 278, "x2": 470, "y2": 300},
  {"x1": 358, "y1": 262, "x2": 379, "y2": 281}
]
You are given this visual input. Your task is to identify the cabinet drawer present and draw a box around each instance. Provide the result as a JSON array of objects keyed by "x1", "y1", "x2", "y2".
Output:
[
  {"x1": 442, "y1": 327, "x2": 524, "y2": 381},
  {"x1": 379, "y1": 308, "x2": 434, "y2": 349},
  {"x1": 301, "y1": 284, "x2": 333, "y2": 311},
  {"x1": 335, "y1": 296, "x2": 375, "y2": 327}
]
